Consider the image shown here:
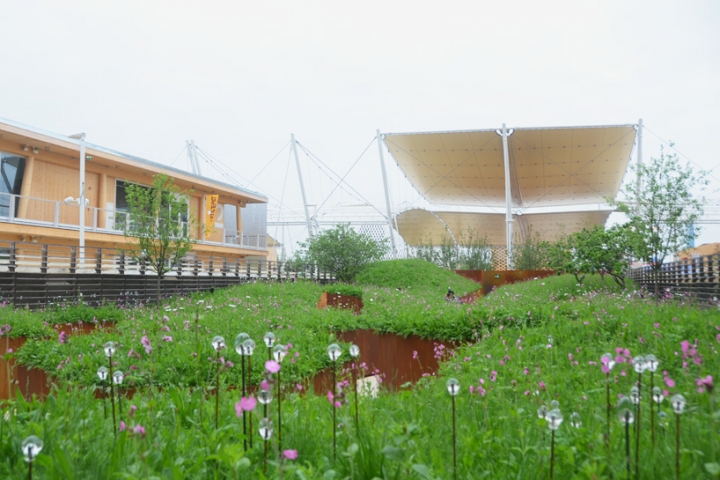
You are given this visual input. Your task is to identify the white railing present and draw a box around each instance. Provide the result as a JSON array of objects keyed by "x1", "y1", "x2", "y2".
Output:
[{"x1": 0, "y1": 193, "x2": 267, "y2": 251}]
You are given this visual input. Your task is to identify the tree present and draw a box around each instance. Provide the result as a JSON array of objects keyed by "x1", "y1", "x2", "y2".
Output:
[
  {"x1": 123, "y1": 174, "x2": 196, "y2": 303},
  {"x1": 513, "y1": 230, "x2": 551, "y2": 270},
  {"x1": 298, "y1": 224, "x2": 388, "y2": 282},
  {"x1": 612, "y1": 146, "x2": 706, "y2": 297},
  {"x1": 458, "y1": 227, "x2": 493, "y2": 270}
]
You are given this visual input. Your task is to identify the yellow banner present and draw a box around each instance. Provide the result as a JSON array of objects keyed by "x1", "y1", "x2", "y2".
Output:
[{"x1": 204, "y1": 194, "x2": 219, "y2": 238}]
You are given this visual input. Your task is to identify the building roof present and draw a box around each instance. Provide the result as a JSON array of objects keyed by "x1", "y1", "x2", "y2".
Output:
[
  {"x1": 384, "y1": 124, "x2": 636, "y2": 208},
  {"x1": 0, "y1": 117, "x2": 267, "y2": 202},
  {"x1": 395, "y1": 208, "x2": 612, "y2": 246}
]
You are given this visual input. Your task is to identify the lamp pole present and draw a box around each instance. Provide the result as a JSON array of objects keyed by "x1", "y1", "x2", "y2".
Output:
[{"x1": 69, "y1": 133, "x2": 87, "y2": 265}]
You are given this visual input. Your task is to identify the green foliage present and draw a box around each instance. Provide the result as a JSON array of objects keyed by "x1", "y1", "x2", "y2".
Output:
[
  {"x1": 613, "y1": 145, "x2": 707, "y2": 283},
  {"x1": 355, "y1": 259, "x2": 478, "y2": 293},
  {"x1": 323, "y1": 284, "x2": 363, "y2": 300},
  {"x1": 458, "y1": 228, "x2": 492, "y2": 270},
  {"x1": 412, "y1": 235, "x2": 438, "y2": 265},
  {"x1": 299, "y1": 224, "x2": 388, "y2": 282},
  {"x1": 123, "y1": 174, "x2": 196, "y2": 293},
  {"x1": 2, "y1": 271, "x2": 719, "y2": 479},
  {"x1": 513, "y1": 230, "x2": 550, "y2": 270},
  {"x1": 437, "y1": 234, "x2": 457, "y2": 270}
]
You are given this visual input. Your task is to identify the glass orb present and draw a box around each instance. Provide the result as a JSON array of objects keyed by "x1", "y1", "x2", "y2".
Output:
[
  {"x1": 234, "y1": 333, "x2": 250, "y2": 355},
  {"x1": 242, "y1": 339, "x2": 256, "y2": 356},
  {"x1": 601, "y1": 353, "x2": 616, "y2": 370},
  {"x1": 273, "y1": 344, "x2": 288, "y2": 363},
  {"x1": 258, "y1": 389, "x2": 273, "y2": 405},
  {"x1": 259, "y1": 418, "x2": 274, "y2": 440},
  {"x1": 644, "y1": 354, "x2": 659, "y2": 373},
  {"x1": 211, "y1": 336, "x2": 226, "y2": 351},
  {"x1": 619, "y1": 408, "x2": 635, "y2": 426},
  {"x1": 550, "y1": 400, "x2": 560, "y2": 409},
  {"x1": 546, "y1": 409, "x2": 563, "y2": 430},
  {"x1": 570, "y1": 412, "x2": 581, "y2": 428},
  {"x1": 112, "y1": 370, "x2": 124, "y2": 385},
  {"x1": 349, "y1": 344, "x2": 360, "y2": 358},
  {"x1": 537, "y1": 405, "x2": 548, "y2": 419},
  {"x1": 658, "y1": 411, "x2": 669, "y2": 428},
  {"x1": 103, "y1": 341, "x2": 117, "y2": 358},
  {"x1": 263, "y1": 332, "x2": 276, "y2": 348},
  {"x1": 327, "y1": 344, "x2": 342, "y2": 362},
  {"x1": 630, "y1": 386, "x2": 640, "y2": 405},
  {"x1": 446, "y1": 378, "x2": 460, "y2": 396},
  {"x1": 632, "y1": 355, "x2": 646, "y2": 374},
  {"x1": 652, "y1": 386, "x2": 664, "y2": 404},
  {"x1": 21, "y1": 435, "x2": 43, "y2": 462},
  {"x1": 97, "y1": 366, "x2": 109, "y2": 381},
  {"x1": 670, "y1": 394, "x2": 686, "y2": 414}
]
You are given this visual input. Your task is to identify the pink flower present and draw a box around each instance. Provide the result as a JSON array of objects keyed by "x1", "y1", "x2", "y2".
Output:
[
  {"x1": 119, "y1": 421, "x2": 127, "y2": 432},
  {"x1": 334, "y1": 401, "x2": 342, "y2": 408},
  {"x1": 538, "y1": 381, "x2": 546, "y2": 391},
  {"x1": 58, "y1": 331, "x2": 68, "y2": 344},
  {"x1": 621, "y1": 370, "x2": 626, "y2": 377},
  {"x1": 681, "y1": 340, "x2": 690, "y2": 356},
  {"x1": 132, "y1": 424, "x2": 146, "y2": 438},
  {"x1": 162, "y1": 335, "x2": 173, "y2": 342},
  {"x1": 283, "y1": 449, "x2": 298, "y2": 460},
  {"x1": 260, "y1": 380, "x2": 269, "y2": 391},
  {"x1": 665, "y1": 377, "x2": 675, "y2": 388},
  {"x1": 141, "y1": 335, "x2": 152, "y2": 355},
  {"x1": 469, "y1": 386, "x2": 475, "y2": 394},
  {"x1": 327, "y1": 391, "x2": 334, "y2": 404},
  {"x1": 696, "y1": 375, "x2": 714, "y2": 394},
  {"x1": 129, "y1": 405, "x2": 137, "y2": 418},
  {"x1": 265, "y1": 360, "x2": 281, "y2": 373},
  {"x1": 296, "y1": 384, "x2": 303, "y2": 391},
  {"x1": 490, "y1": 371, "x2": 497, "y2": 382},
  {"x1": 236, "y1": 397, "x2": 257, "y2": 415}
]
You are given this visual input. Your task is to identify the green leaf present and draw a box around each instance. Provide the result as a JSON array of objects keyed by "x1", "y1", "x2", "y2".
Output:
[{"x1": 705, "y1": 463, "x2": 720, "y2": 476}]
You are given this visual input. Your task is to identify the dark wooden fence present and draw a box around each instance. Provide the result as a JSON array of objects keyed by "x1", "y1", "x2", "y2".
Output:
[
  {"x1": 626, "y1": 254, "x2": 720, "y2": 301},
  {"x1": 0, "y1": 241, "x2": 334, "y2": 308}
]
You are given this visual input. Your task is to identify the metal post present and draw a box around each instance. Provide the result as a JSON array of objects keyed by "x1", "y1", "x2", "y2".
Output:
[
  {"x1": 377, "y1": 130, "x2": 397, "y2": 257},
  {"x1": 501, "y1": 124, "x2": 514, "y2": 269},
  {"x1": 636, "y1": 118, "x2": 643, "y2": 215},
  {"x1": 79, "y1": 139, "x2": 86, "y2": 266},
  {"x1": 291, "y1": 134, "x2": 314, "y2": 237}
]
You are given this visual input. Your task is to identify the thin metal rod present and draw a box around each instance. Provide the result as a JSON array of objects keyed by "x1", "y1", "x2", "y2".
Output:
[
  {"x1": 626, "y1": 412, "x2": 631, "y2": 480},
  {"x1": 636, "y1": 118, "x2": 643, "y2": 215},
  {"x1": 109, "y1": 358, "x2": 116, "y2": 433},
  {"x1": 79, "y1": 139, "x2": 86, "y2": 265},
  {"x1": 353, "y1": 361, "x2": 359, "y2": 428},
  {"x1": 277, "y1": 367, "x2": 282, "y2": 451},
  {"x1": 376, "y1": 130, "x2": 397, "y2": 257},
  {"x1": 215, "y1": 350, "x2": 220, "y2": 430},
  {"x1": 241, "y1": 355, "x2": 247, "y2": 451},
  {"x1": 452, "y1": 394, "x2": 457, "y2": 480},
  {"x1": 117, "y1": 383, "x2": 122, "y2": 417},
  {"x1": 102, "y1": 380, "x2": 107, "y2": 419},
  {"x1": 550, "y1": 429, "x2": 555, "y2": 480},
  {"x1": 248, "y1": 356, "x2": 253, "y2": 449},
  {"x1": 606, "y1": 373, "x2": 611, "y2": 449},
  {"x1": 650, "y1": 372, "x2": 655, "y2": 448},
  {"x1": 675, "y1": 414, "x2": 680, "y2": 480},
  {"x1": 332, "y1": 362, "x2": 337, "y2": 461},
  {"x1": 635, "y1": 372, "x2": 642, "y2": 479}
]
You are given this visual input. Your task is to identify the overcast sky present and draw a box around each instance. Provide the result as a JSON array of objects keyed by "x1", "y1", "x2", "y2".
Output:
[{"x1": 1, "y1": 0, "x2": 719, "y2": 248}]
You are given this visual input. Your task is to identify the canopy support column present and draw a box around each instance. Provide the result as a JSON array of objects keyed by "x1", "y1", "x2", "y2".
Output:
[
  {"x1": 291, "y1": 134, "x2": 314, "y2": 237},
  {"x1": 636, "y1": 118, "x2": 643, "y2": 215},
  {"x1": 501, "y1": 123, "x2": 514, "y2": 269},
  {"x1": 377, "y1": 130, "x2": 397, "y2": 258}
]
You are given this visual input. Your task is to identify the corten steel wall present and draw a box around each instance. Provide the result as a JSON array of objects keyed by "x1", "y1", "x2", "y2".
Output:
[
  {"x1": 627, "y1": 254, "x2": 720, "y2": 301},
  {"x1": 455, "y1": 270, "x2": 556, "y2": 295},
  {"x1": 312, "y1": 330, "x2": 458, "y2": 393}
]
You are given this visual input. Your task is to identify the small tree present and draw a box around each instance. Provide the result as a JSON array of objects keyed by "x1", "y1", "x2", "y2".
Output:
[
  {"x1": 613, "y1": 146, "x2": 706, "y2": 298},
  {"x1": 299, "y1": 224, "x2": 388, "y2": 282},
  {"x1": 437, "y1": 234, "x2": 458, "y2": 270},
  {"x1": 458, "y1": 227, "x2": 492, "y2": 270},
  {"x1": 513, "y1": 230, "x2": 550, "y2": 270},
  {"x1": 124, "y1": 174, "x2": 196, "y2": 303}
]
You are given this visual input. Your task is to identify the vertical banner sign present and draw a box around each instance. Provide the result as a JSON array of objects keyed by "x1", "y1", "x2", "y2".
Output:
[{"x1": 205, "y1": 194, "x2": 219, "y2": 238}]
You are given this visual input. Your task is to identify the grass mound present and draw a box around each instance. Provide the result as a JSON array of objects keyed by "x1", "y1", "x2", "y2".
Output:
[{"x1": 356, "y1": 258, "x2": 479, "y2": 294}]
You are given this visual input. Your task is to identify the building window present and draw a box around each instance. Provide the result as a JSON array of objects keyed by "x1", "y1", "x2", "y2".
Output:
[{"x1": 0, "y1": 152, "x2": 26, "y2": 217}]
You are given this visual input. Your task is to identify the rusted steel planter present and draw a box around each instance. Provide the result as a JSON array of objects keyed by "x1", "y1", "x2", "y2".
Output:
[
  {"x1": 312, "y1": 329, "x2": 460, "y2": 393},
  {"x1": 317, "y1": 292, "x2": 363, "y2": 315},
  {"x1": 1, "y1": 322, "x2": 113, "y2": 400}
]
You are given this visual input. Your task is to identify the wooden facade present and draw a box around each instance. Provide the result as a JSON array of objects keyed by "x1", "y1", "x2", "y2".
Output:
[{"x1": 0, "y1": 118, "x2": 270, "y2": 260}]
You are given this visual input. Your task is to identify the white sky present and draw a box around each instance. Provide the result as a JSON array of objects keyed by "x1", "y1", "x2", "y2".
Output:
[{"x1": 1, "y1": 0, "x2": 719, "y2": 250}]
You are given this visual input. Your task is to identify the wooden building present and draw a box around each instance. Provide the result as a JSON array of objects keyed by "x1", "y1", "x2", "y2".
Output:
[{"x1": 0, "y1": 118, "x2": 269, "y2": 263}]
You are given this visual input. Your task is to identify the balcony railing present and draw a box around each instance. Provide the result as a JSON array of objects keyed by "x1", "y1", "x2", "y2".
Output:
[{"x1": 0, "y1": 192, "x2": 267, "y2": 251}]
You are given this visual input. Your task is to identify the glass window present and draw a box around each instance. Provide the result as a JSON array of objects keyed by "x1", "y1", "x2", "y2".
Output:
[{"x1": 0, "y1": 152, "x2": 26, "y2": 217}]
